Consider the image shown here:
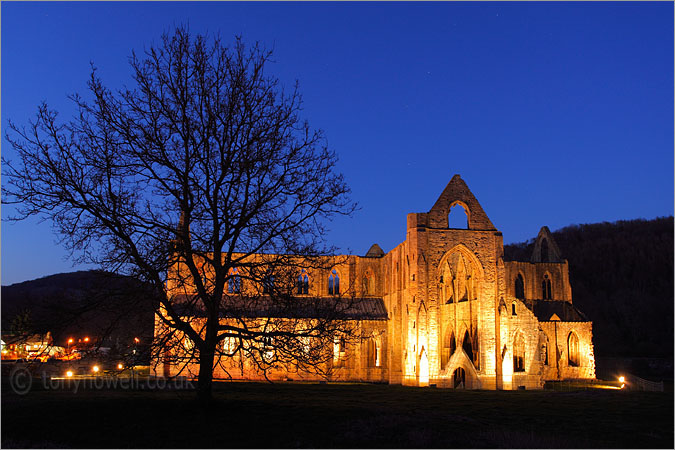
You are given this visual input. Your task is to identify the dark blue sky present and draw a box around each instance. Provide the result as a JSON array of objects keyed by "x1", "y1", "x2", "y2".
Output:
[{"x1": 2, "y1": 2, "x2": 673, "y2": 285}]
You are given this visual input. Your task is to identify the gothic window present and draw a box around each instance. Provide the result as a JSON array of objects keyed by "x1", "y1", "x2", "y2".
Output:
[
  {"x1": 222, "y1": 336, "x2": 236, "y2": 354},
  {"x1": 542, "y1": 274, "x2": 552, "y2": 300},
  {"x1": 541, "y1": 238, "x2": 549, "y2": 262},
  {"x1": 366, "y1": 338, "x2": 380, "y2": 368},
  {"x1": 448, "y1": 203, "x2": 468, "y2": 229},
  {"x1": 442, "y1": 266, "x2": 454, "y2": 304},
  {"x1": 183, "y1": 336, "x2": 194, "y2": 353},
  {"x1": 462, "y1": 330, "x2": 473, "y2": 364},
  {"x1": 297, "y1": 269, "x2": 309, "y2": 295},
  {"x1": 512, "y1": 302, "x2": 517, "y2": 316},
  {"x1": 515, "y1": 274, "x2": 525, "y2": 299},
  {"x1": 262, "y1": 335, "x2": 274, "y2": 362},
  {"x1": 441, "y1": 330, "x2": 456, "y2": 369},
  {"x1": 262, "y1": 273, "x2": 275, "y2": 294},
  {"x1": 328, "y1": 269, "x2": 340, "y2": 295},
  {"x1": 542, "y1": 340, "x2": 549, "y2": 366},
  {"x1": 333, "y1": 337, "x2": 347, "y2": 367},
  {"x1": 513, "y1": 332, "x2": 525, "y2": 372},
  {"x1": 568, "y1": 332, "x2": 580, "y2": 367},
  {"x1": 227, "y1": 267, "x2": 241, "y2": 294},
  {"x1": 453, "y1": 367, "x2": 466, "y2": 388}
]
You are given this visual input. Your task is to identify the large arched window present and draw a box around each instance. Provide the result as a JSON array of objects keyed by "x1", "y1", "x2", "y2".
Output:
[
  {"x1": 461, "y1": 330, "x2": 473, "y2": 365},
  {"x1": 262, "y1": 272, "x2": 275, "y2": 294},
  {"x1": 568, "y1": 332, "x2": 579, "y2": 367},
  {"x1": 513, "y1": 332, "x2": 525, "y2": 372},
  {"x1": 441, "y1": 330, "x2": 456, "y2": 369},
  {"x1": 448, "y1": 203, "x2": 469, "y2": 229},
  {"x1": 515, "y1": 274, "x2": 525, "y2": 299},
  {"x1": 328, "y1": 269, "x2": 340, "y2": 295},
  {"x1": 540, "y1": 238, "x2": 549, "y2": 262},
  {"x1": 227, "y1": 267, "x2": 241, "y2": 294},
  {"x1": 297, "y1": 269, "x2": 309, "y2": 295},
  {"x1": 541, "y1": 274, "x2": 552, "y2": 300}
]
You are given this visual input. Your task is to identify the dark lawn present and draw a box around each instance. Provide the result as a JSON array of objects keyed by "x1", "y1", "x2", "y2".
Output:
[{"x1": 2, "y1": 381, "x2": 672, "y2": 448}]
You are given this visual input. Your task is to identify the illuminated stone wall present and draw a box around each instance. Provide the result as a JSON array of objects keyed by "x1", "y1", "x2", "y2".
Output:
[{"x1": 156, "y1": 174, "x2": 596, "y2": 389}]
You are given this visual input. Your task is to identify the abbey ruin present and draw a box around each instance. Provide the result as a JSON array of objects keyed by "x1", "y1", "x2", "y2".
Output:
[{"x1": 157, "y1": 175, "x2": 595, "y2": 389}]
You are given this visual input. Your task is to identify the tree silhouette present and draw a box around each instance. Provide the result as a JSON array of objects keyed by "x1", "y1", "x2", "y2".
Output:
[{"x1": 3, "y1": 26, "x2": 357, "y2": 401}]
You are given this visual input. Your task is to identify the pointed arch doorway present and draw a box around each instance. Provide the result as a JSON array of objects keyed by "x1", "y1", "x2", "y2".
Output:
[
  {"x1": 419, "y1": 348, "x2": 430, "y2": 387},
  {"x1": 453, "y1": 367, "x2": 466, "y2": 389}
]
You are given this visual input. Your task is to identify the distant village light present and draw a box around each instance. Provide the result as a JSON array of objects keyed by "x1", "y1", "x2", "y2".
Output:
[
  {"x1": 92, "y1": 365, "x2": 99, "y2": 373},
  {"x1": 84, "y1": 337, "x2": 90, "y2": 342},
  {"x1": 117, "y1": 363, "x2": 123, "y2": 370},
  {"x1": 66, "y1": 370, "x2": 73, "y2": 377}
]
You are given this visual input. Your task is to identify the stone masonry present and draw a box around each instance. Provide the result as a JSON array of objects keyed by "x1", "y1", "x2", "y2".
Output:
[{"x1": 157, "y1": 175, "x2": 596, "y2": 389}]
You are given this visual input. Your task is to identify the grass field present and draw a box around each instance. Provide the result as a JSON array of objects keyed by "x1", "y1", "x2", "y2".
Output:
[{"x1": 2, "y1": 380, "x2": 673, "y2": 448}]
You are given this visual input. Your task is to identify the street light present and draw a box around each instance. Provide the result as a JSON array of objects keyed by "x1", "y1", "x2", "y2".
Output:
[
  {"x1": 132, "y1": 338, "x2": 140, "y2": 382},
  {"x1": 84, "y1": 337, "x2": 90, "y2": 343},
  {"x1": 92, "y1": 365, "x2": 100, "y2": 373}
]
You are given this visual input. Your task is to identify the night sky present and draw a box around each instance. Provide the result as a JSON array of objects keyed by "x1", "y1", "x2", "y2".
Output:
[{"x1": 2, "y1": 2, "x2": 673, "y2": 285}]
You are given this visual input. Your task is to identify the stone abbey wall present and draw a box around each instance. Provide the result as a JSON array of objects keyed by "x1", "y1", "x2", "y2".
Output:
[{"x1": 157, "y1": 175, "x2": 596, "y2": 389}]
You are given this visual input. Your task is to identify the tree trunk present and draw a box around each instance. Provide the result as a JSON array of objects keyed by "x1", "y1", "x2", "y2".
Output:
[{"x1": 196, "y1": 345, "x2": 215, "y2": 403}]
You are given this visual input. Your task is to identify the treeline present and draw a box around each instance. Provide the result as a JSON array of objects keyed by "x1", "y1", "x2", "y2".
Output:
[{"x1": 504, "y1": 217, "x2": 674, "y2": 358}]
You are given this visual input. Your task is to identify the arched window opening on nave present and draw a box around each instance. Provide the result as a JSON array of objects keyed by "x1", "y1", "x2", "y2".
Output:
[
  {"x1": 541, "y1": 238, "x2": 549, "y2": 262},
  {"x1": 441, "y1": 330, "x2": 456, "y2": 369},
  {"x1": 297, "y1": 269, "x2": 309, "y2": 295},
  {"x1": 328, "y1": 269, "x2": 340, "y2": 295},
  {"x1": 453, "y1": 367, "x2": 466, "y2": 389},
  {"x1": 542, "y1": 274, "x2": 552, "y2": 300},
  {"x1": 568, "y1": 332, "x2": 580, "y2": 367},
  {"x1": 227, "y1": 267, "x2": 241, "y2": 294},
  {"x1": 462, "y1": 330, "x2": 473, "y2": 365},
  {"x1": 515, "y1": 273, "x2": 525, "y2": 299},
  {"x1": 448, "y1": 203, "x2": 469, "y2": 229},
  {"x1": 513, "y1": 332, "x2": 525, "y2": 373},
  {"x1": 367, "y1": 337, "x2": 381, "y2": 368},
  {"x1": 262, "y1": 272, "x2": 275, "y2": 294}
]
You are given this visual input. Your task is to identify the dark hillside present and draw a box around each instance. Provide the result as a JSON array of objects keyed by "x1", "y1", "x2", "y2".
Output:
[
  {"x1": 505, "y1": 217, "x2": 673, "y2": 359},
  {"x1": 1, "y1": 271, "x2": 155, "y2": 349}
]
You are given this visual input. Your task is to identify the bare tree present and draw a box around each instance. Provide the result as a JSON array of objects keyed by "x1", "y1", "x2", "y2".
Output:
[{"x1": 3, "y1": 26, "x2": 357, "y2": 401}]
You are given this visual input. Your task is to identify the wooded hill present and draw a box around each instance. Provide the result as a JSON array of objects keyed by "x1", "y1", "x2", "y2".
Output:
[
  {"x1": 504, "y1": 216, "x2": 674, "y2": 359},
  {"x1": 1, "y1": 270, "x2": 155, "y2": 349}
]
